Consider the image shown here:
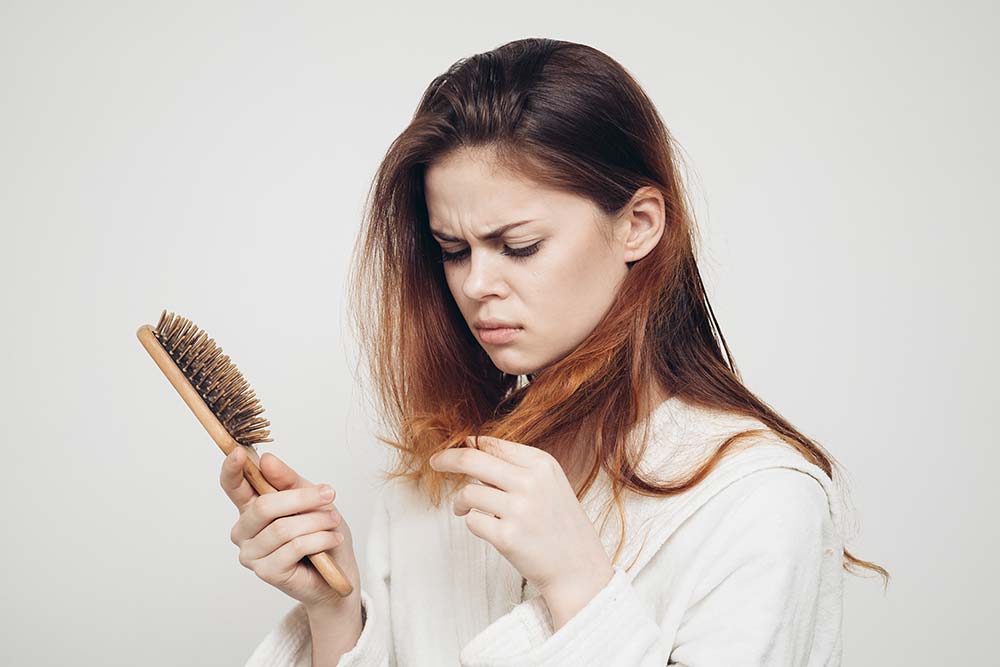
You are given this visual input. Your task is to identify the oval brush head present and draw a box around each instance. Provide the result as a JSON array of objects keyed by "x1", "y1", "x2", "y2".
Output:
[
  {"x1": 149, "y1": 309, "x2": 273, "y2": 447},
  {"x1": 136, "y1": 308, "x2": 353, "y2": 597}
]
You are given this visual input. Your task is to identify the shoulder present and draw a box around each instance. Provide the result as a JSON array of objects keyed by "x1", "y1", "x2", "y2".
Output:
[
  {"x1": 645, "y1": 401, "x2": 844, "y2": 543},
  {"x1": 662, "y1": 401, "x2": 847, "y2": 548},
  {"x1": 723, "y1": 467, "x2": 832, "y2": 533},
  {"x1": 722, "y1": 465, "x2": 829, "y2": 510},
  {"x1": 695, "y1": 466, "x2": 839, "y2": 567}
]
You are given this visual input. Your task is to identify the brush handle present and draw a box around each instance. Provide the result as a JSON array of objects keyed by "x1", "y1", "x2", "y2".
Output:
[{"x1": 136, "y1": 324, "x2": 354, "y2": 597}]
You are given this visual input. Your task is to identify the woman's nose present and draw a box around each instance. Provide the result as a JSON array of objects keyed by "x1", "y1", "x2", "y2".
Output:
[{"x1": 461, "y1": 249, "x2": 507, "y2": 300}]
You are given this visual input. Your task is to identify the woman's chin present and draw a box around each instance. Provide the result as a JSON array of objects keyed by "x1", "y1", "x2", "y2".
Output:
[{"x1": 488, "y1": 355, "x2": 537, "y2": 377}]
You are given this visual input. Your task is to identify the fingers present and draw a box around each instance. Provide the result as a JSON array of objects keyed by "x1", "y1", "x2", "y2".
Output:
[
  {"x1": 231, "y1": 483, "x2": 338, "y2": 546},
  {"x1": 239, "y1": 507, "x2": 344, "y2": 567},
  {"x1": 453, "y1": 482, "x2": 505, "y2": 518},
  {"x1": 249, "y1": 527, "x2": 345, "y2": 584},
  {"x1": 220, "y1": 449, "x2": 315, "y2": 513},
  {"x1": 220, "y1": 447, "x2": 257, "y2": 511},
  {"x1": 258, "y1": 452, "x2": 315, "y2": 491}
]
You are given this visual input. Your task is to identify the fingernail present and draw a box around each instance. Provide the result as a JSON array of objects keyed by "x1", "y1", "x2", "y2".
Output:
[{"x1": 318, "y1": 485, "x2": 334, "y2": 500}]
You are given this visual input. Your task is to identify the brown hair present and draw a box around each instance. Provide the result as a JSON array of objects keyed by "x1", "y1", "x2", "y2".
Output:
[{"x1": 346, "y1": 37, "x2": 888, "y2": 586}]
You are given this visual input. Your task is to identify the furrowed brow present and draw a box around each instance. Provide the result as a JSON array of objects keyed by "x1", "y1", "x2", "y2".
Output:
[{"x1": 430, "y1": 220, "x2": 535, "y2": 243}]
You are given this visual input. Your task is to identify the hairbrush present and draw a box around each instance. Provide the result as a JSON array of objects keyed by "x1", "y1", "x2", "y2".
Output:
[{"x1": 136, "y1": 309, "x2": 353, "y2": 597}]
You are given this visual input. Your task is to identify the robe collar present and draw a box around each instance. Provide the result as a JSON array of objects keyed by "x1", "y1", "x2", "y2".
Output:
[{"x1": 479, "y1": 394, "x2": 854, "y2": 614}]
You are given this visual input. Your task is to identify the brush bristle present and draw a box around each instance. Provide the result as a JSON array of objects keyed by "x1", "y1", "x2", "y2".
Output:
[{"x1": 152, "y1": 309, "x2": 273, "y2": 446}]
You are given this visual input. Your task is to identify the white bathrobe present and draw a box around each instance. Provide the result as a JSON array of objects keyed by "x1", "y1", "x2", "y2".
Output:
[{"x1": 245, "y1": 395, "x2": 852, "y2": 666}]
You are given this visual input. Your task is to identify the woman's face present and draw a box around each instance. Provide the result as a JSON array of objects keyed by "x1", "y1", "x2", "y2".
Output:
[{"x1": 424, "y1": 147, "x2": 664, "y2": 376}]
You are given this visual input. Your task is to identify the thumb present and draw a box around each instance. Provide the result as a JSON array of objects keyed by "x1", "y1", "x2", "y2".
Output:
[{"x1": 258, "y1": 452, "x2": 314, "y2": 491}]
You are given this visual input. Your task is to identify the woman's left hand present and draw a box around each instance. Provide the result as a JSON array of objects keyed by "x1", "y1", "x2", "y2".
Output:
[{"x1": 428, "y1": 435, "x2": 613, "y2": 597}]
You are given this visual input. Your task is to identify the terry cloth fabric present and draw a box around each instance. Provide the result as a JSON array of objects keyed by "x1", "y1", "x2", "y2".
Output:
[{"x1": 245, "y1": 394, "x2": 854, "y2": 666}]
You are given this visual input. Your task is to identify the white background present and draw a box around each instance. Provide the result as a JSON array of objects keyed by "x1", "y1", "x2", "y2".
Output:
[{"x1": 1, "y1": 1, "x2": 995, "y2": 664}]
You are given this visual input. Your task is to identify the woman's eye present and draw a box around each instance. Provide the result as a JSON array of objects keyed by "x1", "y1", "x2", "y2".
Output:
[{"x1": 438, "y1": 241, "x2": 542, "y2": 264}]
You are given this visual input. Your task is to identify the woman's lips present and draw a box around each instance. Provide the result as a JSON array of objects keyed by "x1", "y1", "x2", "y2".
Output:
[{"x1": 477, "y1": 326, "x2": 522, "y2": 344}]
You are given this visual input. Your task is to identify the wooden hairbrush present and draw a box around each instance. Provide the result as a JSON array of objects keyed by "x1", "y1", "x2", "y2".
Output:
[{"x1": 136, "y1": 308, "x2": 354, "y2": 597}]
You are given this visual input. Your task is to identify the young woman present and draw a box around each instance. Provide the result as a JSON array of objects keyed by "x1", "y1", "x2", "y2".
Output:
[{"x1": 226, "y1": 37, "x2": 888, "y2": 666}]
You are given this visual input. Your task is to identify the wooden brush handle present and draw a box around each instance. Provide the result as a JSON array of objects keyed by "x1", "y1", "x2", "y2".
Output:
[{"x1": 137, "y1": 324, "x2": 354, "y2": 597}]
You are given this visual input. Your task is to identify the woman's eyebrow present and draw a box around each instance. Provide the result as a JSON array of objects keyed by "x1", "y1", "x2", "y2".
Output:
[{"x1": 429, "y1": 219, "x2": 536, "y2": 242}]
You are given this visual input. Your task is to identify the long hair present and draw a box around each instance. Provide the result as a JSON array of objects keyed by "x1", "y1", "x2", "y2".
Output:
[{"x1": 345, "y1": 37, "x2": 888, "y2": 586}]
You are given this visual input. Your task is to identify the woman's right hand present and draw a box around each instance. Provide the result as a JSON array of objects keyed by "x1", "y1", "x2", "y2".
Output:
[{"x1": 220, "y1": 447, "x2": 362, "y2": 611}]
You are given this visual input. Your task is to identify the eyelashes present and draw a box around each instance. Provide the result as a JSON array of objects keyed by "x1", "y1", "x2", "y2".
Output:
[{"x1": 438, "y1": 241, "x2": 543, "y2": 264}]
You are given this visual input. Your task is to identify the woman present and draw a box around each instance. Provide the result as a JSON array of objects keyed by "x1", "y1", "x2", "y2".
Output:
[{"x1": 227, "y1": 37, "x2": 888, "y2": 666}]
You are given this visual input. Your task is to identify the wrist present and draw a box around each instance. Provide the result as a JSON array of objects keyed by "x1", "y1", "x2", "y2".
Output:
[
  {"x1": 305, "y1": 589, "x2": 362, "y2": 620},
  {"x1": 305, "y1": 592, "x2": 365, "y2": 665},
  {"x1": 541, "y1": 563, "x2": 614, "y2": 632}
]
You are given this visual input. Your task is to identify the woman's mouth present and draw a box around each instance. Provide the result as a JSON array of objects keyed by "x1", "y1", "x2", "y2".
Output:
[{"x1": 477, "y1": 327, "x2": 522, "y2": 344}]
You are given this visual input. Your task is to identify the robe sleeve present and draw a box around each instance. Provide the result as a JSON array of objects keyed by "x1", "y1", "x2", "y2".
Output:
[
  {"x1": 245, "y1": 481, "x2": 395, "y2": 666},
  {"x1": 459, "y1": 468, "x2": 840, "y2": 666}
]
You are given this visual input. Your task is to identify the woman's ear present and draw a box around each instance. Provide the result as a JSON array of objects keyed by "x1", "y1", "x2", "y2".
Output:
[{"x1": 620, "y1": 186, "x2": 666, "y2": 263}]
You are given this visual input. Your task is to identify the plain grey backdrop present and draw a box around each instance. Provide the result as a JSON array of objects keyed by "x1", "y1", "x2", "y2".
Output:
[{"x1": 1, "y1": 1, "x2": 996, "y2": 664}]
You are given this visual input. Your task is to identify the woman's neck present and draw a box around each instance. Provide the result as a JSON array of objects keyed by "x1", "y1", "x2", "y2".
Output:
[{"x1": 557, "y1": 377, "x2": 669, "y2": 493}]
